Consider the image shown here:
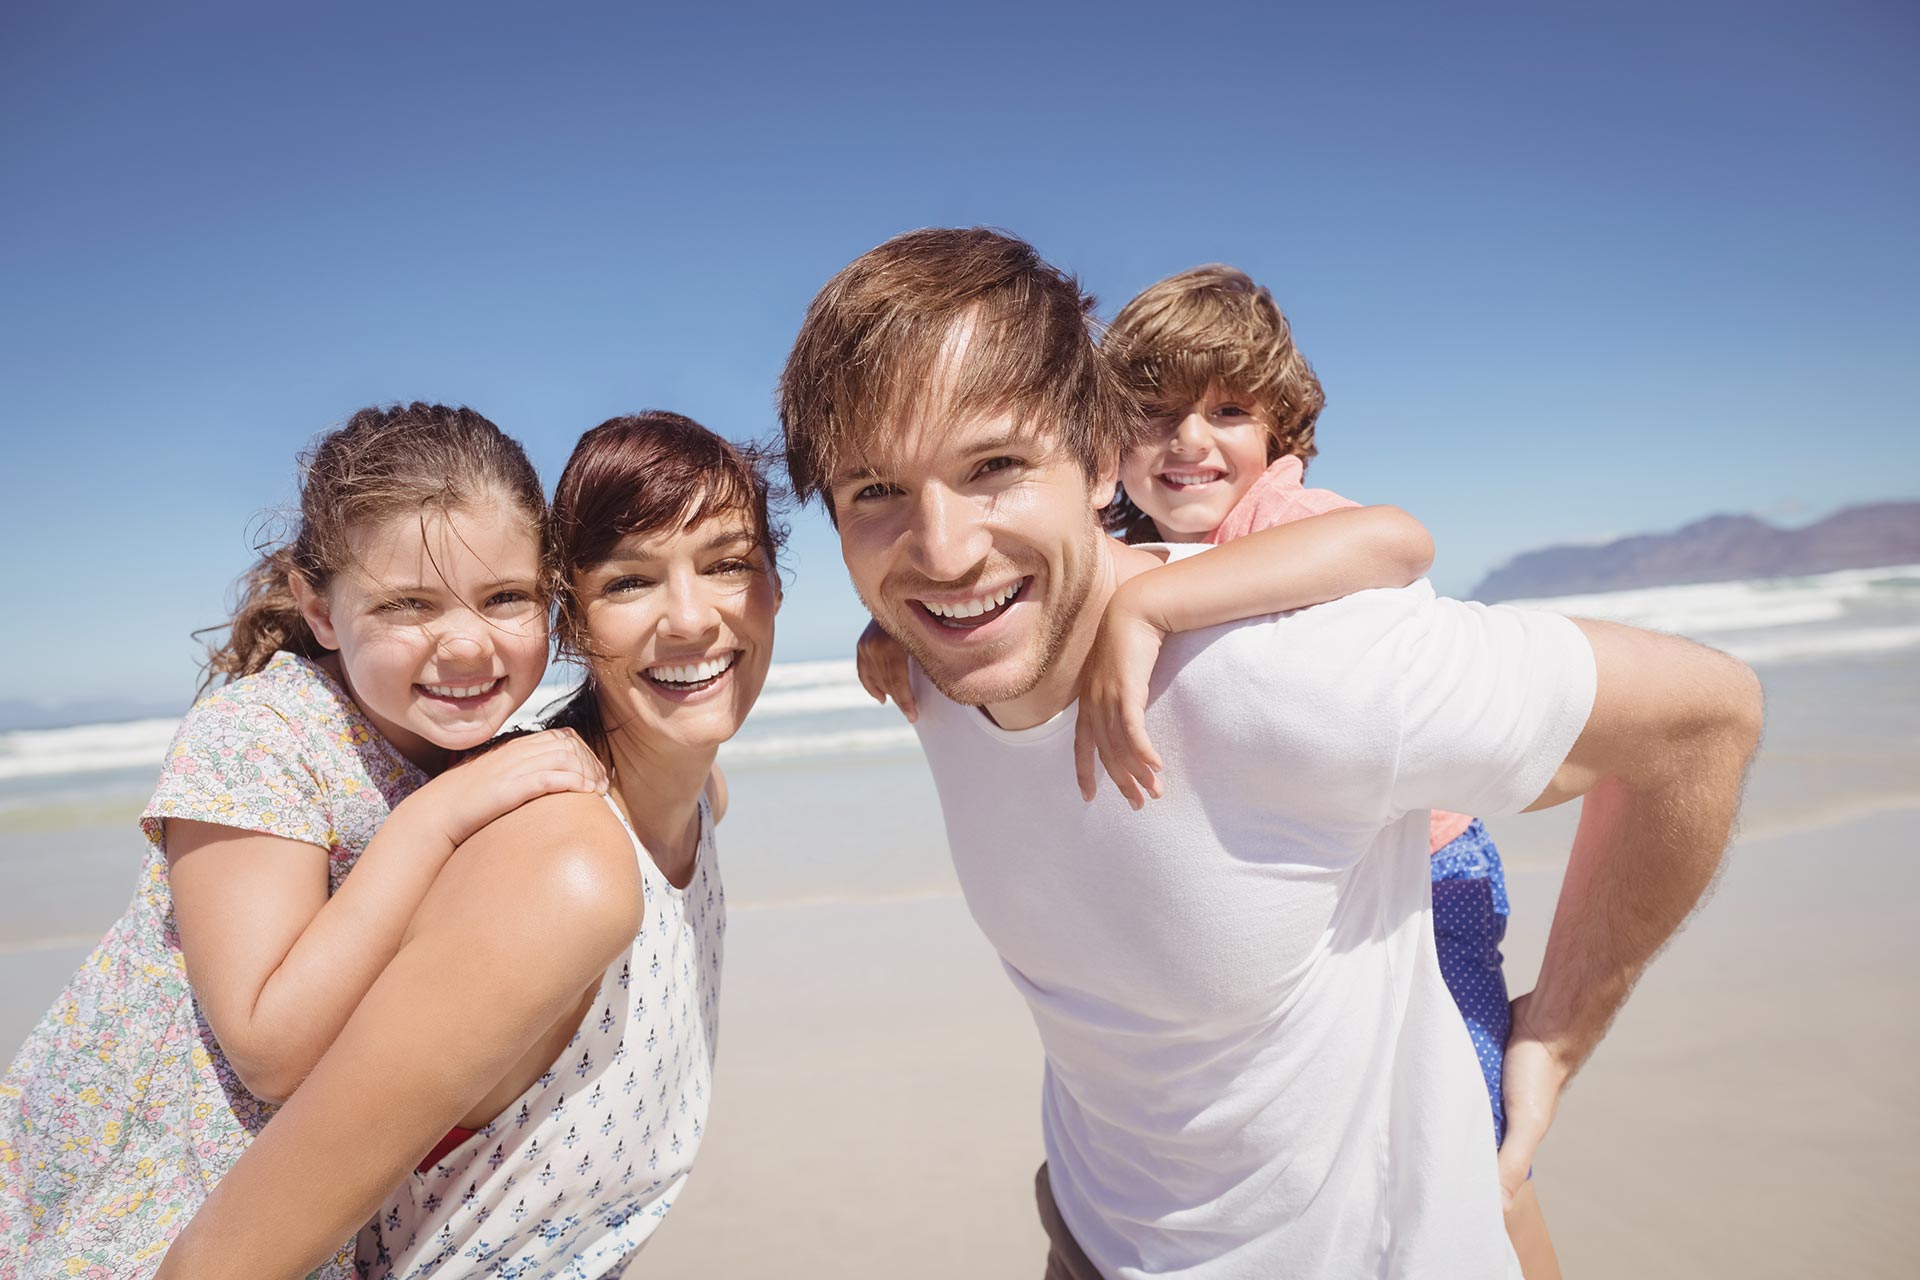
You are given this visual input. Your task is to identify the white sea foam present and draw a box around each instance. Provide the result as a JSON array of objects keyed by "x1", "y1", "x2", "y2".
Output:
[
  {"x1": 1505, "y1": 563, "x2": 1920, "y2": 635},
  {"x1": 0, "y1": 719, "x2": 182, "y2": 781},
  {"x1": 718, "y1": 726, "x2": 921, "y2": 763}
]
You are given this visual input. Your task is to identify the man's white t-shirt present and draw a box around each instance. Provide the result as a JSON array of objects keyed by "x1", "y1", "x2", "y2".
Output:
[{"x1": 908, "y1": 580, "x2": 1596, "y2": 1278}]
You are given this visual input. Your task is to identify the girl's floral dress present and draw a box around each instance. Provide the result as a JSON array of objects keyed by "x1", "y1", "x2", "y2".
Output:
[{"x1": 0, "y1": 652, "x2": 428, "y2": 1279}]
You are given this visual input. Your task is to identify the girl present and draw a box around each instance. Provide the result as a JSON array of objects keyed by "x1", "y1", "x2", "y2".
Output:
[
  {"x1": 155, "y1": 411, "x2": 781, "y2": 1279},
  {"x1": 0, "y1": 403, "x2": 605, "y2": 1278}
]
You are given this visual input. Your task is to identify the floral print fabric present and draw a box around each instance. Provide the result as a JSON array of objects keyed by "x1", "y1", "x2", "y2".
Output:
[{"x1": 0, "y1": 652, "x2": 426, "y2": 1279}]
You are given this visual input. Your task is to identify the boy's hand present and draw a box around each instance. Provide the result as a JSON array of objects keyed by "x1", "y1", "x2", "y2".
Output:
[
  {"x1": 1073, "y1": 596, "x2": 1166, "y2": 809},
  {"x1": 412, "y1": 728, "x2": 608, "y2": 847},
  {"x1": 1495, "y1": 990, "x2": 1575, "y2": 1206},
  {"x1": 856, "y1": 618, "x2": 918, "y2": 722}
]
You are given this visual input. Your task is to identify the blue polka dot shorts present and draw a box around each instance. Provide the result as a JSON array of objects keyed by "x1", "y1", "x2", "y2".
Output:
[{"x1": 1430, "y1": 819, "x2": 1513, "y2": 1147}]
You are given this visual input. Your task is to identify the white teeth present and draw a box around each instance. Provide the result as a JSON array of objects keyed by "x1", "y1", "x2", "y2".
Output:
[
  {"x1": 424, "y1": 679, "x2": 499, "y2": 699},
  {"x1": 647, "y1": 653, "x2": 738, "y2": 685},
  {"x1": 1163, "y1": 471, "x2": 1223, "y2": 485},
  {"x1": 922, "y1": 581, "x2": 1020, "y2": 620}
]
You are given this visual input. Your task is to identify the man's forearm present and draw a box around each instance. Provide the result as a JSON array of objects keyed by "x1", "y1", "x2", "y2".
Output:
[{"x1": 1527, "y1": 694, "x2": 1759, "y2": 1071}]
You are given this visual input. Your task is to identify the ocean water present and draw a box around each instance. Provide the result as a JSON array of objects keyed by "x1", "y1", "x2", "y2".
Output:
[{"x1": 3, "y1": 564, "x2": 1917, "y2": 944}]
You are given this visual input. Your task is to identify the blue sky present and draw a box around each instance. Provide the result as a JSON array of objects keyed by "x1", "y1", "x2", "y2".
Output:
[{"x1": 2, "y1": 0, "x2": 1914, "y2": 716}]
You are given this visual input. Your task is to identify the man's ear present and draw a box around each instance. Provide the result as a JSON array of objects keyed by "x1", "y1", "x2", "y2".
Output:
[
  {"x1": 290, "y1": 574, "x2": 341, "y2": 651},
  {"x1": 1089, "y1": 449, "x2": 1120, "y2": 512}
]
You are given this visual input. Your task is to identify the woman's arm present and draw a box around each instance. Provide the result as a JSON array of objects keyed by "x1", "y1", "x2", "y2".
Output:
[
  {"x1": 1076, "y1": 505, "x2": 1433, "y2": 805},
  {"x1": 155, "y1": 790, "x2": 640, "y2": 1280},
  {"x1": 167, "y1": 729, "x2": 606, "y2": 1102}
]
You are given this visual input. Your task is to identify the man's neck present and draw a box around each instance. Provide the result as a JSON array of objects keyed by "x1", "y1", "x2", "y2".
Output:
[{"x1": 984, "y1": 537, "x2": 1168, "y2": 731}]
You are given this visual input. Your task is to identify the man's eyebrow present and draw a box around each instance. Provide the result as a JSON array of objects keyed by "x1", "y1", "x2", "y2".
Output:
[{"x1": 831, "y1": 462, "x2": 884, "y2": 490}]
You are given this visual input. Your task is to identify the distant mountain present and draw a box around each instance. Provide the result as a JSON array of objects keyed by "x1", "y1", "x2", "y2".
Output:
[{"x1": 1471, "y1": 501, "x2": 1920, "y2": 602}]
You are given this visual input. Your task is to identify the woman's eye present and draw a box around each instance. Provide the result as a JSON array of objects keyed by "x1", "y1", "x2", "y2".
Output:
[
  {"x1": 707, "y1": 558, "x2": 755, "y2": 576},
  {"x1": 487, "y1": 590, "x2": 535, "y2": 608},
  {"x1": 604, "y1": 576, "x2": 652, "y2": 595}
]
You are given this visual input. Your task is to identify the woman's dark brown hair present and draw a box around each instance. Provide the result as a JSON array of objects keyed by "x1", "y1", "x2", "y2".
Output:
[
  {"x1": 544, "y1": 411, "x2": 785, "y2": 757},
  {"x1": 199, "y1": 402, "x2": 546, "y2": 693}
]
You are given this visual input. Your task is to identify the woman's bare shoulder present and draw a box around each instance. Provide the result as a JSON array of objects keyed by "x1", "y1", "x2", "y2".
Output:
[{"x1": 404, "y1": 792, "x2": 641, "y2": 949}]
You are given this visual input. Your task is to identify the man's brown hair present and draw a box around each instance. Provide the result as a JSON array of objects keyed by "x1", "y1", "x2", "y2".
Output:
[
  {"x1": 778, "y1": 227, "x2": 1148, "y2": 516},
  {"x1": 1103, "y1": 264, "x2": 1326, "y2": 467}
]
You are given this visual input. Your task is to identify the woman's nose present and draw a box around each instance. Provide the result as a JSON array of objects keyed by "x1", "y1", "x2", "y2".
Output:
[{"x1": 662, "y1": 576, "x2": 720, "y2": 638}]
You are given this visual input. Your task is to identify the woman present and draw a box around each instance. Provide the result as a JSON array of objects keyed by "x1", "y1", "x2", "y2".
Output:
[{"x1": 156, "y1": 411, "x2": 783, "y2": 1279}]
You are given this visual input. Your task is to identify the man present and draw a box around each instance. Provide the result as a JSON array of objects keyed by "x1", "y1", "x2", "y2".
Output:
[{"x1": 779, "y1": 227, "x2": 1762, "y2": 1278}]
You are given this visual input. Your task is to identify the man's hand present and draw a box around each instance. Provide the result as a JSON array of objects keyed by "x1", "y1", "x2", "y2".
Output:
[{"x1": 1495, "y1": 990, "x2": 1575, "y2": 1205}]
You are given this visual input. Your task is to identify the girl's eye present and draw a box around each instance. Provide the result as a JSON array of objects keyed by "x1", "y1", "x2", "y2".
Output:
[
  {"x1": 487, "y1": 590, "x2": 536, "y2": 609},
  {"x1": 377, "y1": 598, "x2": 429, "y2": 614}
]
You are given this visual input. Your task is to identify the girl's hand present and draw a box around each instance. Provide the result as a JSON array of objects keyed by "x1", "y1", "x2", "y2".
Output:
[
  {"x1": 409, "y1": 728, "x2": 609, "y2": 847},
  {"x1": 1074, "y1": 595, "x2": 1168, "y2": 809},
  {"x1": 856, "y1": 618, "x2": 918, "y2": 722}
]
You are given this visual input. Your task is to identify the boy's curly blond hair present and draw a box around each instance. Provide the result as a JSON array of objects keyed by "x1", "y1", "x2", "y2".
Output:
[{"x1": 1104, "y1": 264, "x2": 1325, "y2": 463}]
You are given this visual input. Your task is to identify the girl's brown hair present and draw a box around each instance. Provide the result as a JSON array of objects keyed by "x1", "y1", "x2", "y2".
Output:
[
  {"x1": 544, "y1": 411, "x2": 785, "y2": 757},
  {"x1": 200, "y1": 402, "x2": 547, "y2": 693},
  {"x1": 1101, "y1": 266, "x2": 1326, "y2": 541}
]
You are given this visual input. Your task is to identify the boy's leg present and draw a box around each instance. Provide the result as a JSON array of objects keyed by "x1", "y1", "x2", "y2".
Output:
[
  {"x1": 1432, "y1": 821, "x2": 1561, "y2": 1279},
  {"x1": 1505, "y1": 1181, "x2": 1563, "y2": 1280}
]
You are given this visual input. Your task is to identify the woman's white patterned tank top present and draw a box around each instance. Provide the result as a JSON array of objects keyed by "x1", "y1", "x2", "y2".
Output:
[{"x1": 356, "y1": 793, "x2": 724, "y2": 1279}]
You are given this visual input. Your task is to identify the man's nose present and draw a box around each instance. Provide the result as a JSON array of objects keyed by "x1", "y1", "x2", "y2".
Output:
[{"x1": 907, "y1": 485, "x2": 991, "y2": 583}]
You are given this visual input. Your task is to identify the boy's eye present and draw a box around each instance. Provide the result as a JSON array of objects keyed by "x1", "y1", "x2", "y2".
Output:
[{"x1": 1214, "y1": 404, "x2": 1253, "y2": 420}]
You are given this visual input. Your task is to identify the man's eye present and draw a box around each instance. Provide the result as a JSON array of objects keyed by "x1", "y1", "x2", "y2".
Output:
[
  {"x1": 976, "y1": 456, "x2": 1020, "y2": 477},
  {"x1": 853, "y1": 482, "x2": 897, "y2": 502}
]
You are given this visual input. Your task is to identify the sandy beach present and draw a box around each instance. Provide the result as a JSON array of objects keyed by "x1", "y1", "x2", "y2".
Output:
[{"x1": 4, "y1": 593, "x2": 1918, "y2": 1277}]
